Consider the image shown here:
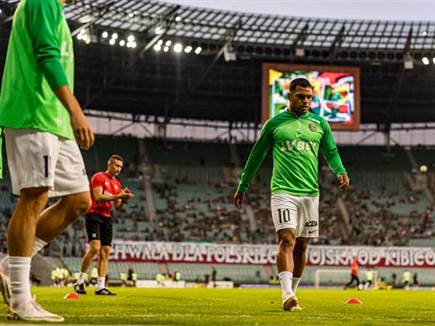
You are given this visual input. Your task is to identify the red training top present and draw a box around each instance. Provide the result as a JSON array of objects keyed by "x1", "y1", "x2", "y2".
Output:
[
  {"x1": 88, "y1": 172, "x2": 122, "y2": 218},
  {"x1": 351, "y1": 261, "x2": 359, "y2": 275}
]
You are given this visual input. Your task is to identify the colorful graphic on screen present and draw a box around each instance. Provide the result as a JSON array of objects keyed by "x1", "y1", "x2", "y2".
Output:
[{"x1": 263, "y1": 64, "x2": 360, "y2": 130}]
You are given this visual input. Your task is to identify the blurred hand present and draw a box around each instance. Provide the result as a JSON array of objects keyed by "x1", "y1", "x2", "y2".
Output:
[
  {"x1": 338, "y1": 174, "x2": 350, "y2": 190},
  {"x1": 119, "y1": 188, "x2": 135, "y2": 200},
  {"x1": 234, "y1": 192, "x2": 245, "y2": 209},
  {"x1": 71, "y1": 110, "x2": 94, "y2": 150}
]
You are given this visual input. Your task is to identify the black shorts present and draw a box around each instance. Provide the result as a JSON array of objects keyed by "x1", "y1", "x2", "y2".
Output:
[{"x1": 85, "y1": 213, "x2": 113, "y2": 247}]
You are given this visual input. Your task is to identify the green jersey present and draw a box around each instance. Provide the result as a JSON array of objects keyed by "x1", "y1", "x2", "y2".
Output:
[
  {"x1": 0, "y1": 0, "x2": 74, "y2": 140},
  {"x1": 237, "y1": 110, "x2": 346, "y2": 196}
]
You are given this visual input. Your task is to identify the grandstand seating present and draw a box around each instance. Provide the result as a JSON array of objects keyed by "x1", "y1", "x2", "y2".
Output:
[
  {"x1": 339, "y1": 145, "x2": 411, "y2": 172},
  {"x1": 83, "y1": 135, "x2": 139, "y2": 175},
  {"x1": 0, "y1": 135, "x2": 432, "y2": 283},
  {"x1": 146, "y1": 139, "x2": 231, "y2": 167},
  {"x1": 350, "y1": 171, "x2": 430, "y2": 215},
  {"x1": 36, "y1": 138, "x2": 433, "y2": 255}
]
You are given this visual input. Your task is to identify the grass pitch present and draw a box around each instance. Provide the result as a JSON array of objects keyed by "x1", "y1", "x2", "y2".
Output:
[{"x1": 2, "y1": 287, "x2": 435, "y2": 325}]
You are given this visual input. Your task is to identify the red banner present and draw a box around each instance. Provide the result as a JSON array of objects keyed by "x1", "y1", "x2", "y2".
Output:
[
  {"x1": 306, "y1": 246, "x2": 435, "y2": 267},
  {"x1": 109, "y1": 241, "x2": 435, "y2": 268}
]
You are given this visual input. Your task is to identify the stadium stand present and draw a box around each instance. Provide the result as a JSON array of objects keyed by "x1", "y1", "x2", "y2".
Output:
[
  {"x1": 26, "y1": 136, "x2": 428, "y2": 277},
  {"x1": 0, "y1": 137, "x2": 418, "y2": 255}
]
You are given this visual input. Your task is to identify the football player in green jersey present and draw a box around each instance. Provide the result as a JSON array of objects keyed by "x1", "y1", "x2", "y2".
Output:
[
  {"x1": 0, "y1": 0, "x2": 93, "y2": 321},
  {"x1": 235, "y1": 78, "x2": 349, "y2": 311}
]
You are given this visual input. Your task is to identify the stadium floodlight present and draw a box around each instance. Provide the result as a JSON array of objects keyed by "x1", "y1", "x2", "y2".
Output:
[
  {"x1": 153, "y1": 44, "x2": 162, "y2": 52},
  {"x1": 422, "y1": 57, "x2": 430, "y2": 65},
  {"x1": 295, "y1": 47, "x2": 305, "y2": 57},
  {"x1": 175, "y1": 16, "x2": 182, "y2": 22},
  {"x1": 102, "y1": 31, "x2": 109, "y2": 39},
  {"x1": 165, "y1": 40, "x2": 172, "y2": 46},
  {"x1": 77, "y1": 29, "x2": 90, "y2": 43},
  {"x1": 127, "y1": 41, "x2": 137, "y2": 48},
  {"x1": 432, "y1": 57, "x2": 435, "y2": 65},
  {"x1": 127, "y1": 35, "x2": 135, "y2": 42},
  {"x1": 111, "y1": 33, "x2": 118, "y2": 40},
  {"x1": 224, "y1": 44, "x2": 236, "y2": 61},
  {"x1": 109, "y1": 39, "x2": 116, "y2": 46},
  {"x1": 119, "y1": 40, "x2": 126, "y2": 47},
  {"x1": 157, "y1": 39, "x2": 163, "y2": 46},
  {"x1": 403, "y1": 53, "x2": 413, "y2": 69},
  {"x1": 0, "y1": 9, "x2": 2, "y2": 14},
  {"x1": 174, "y1": 43, "x2": 183, "y2": 53},
  {"x1": 163, "y1": 46, "x2": 169, "y2": 53},
  {"x1": 184, "y1": 45, "x2": 192, "y2": 53},
  {"x1": 194, "y1": 46, "x2": 202, "y2": 55}
]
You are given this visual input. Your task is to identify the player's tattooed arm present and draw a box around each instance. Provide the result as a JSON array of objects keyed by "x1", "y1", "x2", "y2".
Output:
[
  {"x1": 115, "y1": 187, "x2": 134, "y2": 209},
  {"x1": 93, "y1": 186, "x2": 134, "y2": 203}
]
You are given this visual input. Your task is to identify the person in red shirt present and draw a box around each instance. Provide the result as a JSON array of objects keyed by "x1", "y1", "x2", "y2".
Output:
[
  {"x1": 344, "y1": 256, "x2": 360, "y2": 289},
  {"x1": 74, "y1": 155, "x2": 134, "y2": 295}
]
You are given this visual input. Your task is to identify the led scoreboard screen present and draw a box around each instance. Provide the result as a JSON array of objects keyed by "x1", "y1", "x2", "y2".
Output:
[{"x1": 262, "y1": 63, "x2": 361, "y2": 130}]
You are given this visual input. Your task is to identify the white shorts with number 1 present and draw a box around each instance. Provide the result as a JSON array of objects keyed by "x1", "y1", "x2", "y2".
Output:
[
  {"x1": 271, "y1": 194, "x2": 319, "y2": 238},
  {"x1": 5, "y1": 128, "x2": 89, "y2": 198}
]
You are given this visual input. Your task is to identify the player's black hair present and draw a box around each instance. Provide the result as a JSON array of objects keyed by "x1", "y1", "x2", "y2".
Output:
[
  {"x1": 289, "y1": 78, "x2": 313, "y2": 92},
  {"x1": 109, "y1": 154, "x2": 124, "y2": 162}
]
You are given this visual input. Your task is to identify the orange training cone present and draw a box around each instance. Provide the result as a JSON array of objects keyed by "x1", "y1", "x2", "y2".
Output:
[
  {"x1": 345, "y1": 297, "x2": 362, "y2": 304},
  {"x1": 64, "y1": 293, "x2": 79, "y2": 299}
]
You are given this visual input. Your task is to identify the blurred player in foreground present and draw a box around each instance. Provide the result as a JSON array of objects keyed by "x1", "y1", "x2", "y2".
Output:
[
  {"x1": 234, "y1": 78, "x2": 349, "y2": 311},
  {"x1": 74, "y1": 155, "x2": 134, "y2": 296},
  {"x1": 0, "y1": 0, "x2": 93, "y2": 321}
]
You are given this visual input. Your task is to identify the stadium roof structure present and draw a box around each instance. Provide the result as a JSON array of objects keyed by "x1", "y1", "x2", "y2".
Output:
[
  {"x1": 1, "y1": 0, "x2": 435, "y2": 128},
  {"x1": 64, "y1": 0, "x2": 435, "y2": 60}
]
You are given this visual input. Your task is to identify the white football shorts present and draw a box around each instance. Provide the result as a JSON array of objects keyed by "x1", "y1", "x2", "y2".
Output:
[
  {"x1": 5, "y1": 128, "x2": 89, "y2": 197},
  {"x1": 271, "y1": 193, "x2": 319, "y2": 238}
]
